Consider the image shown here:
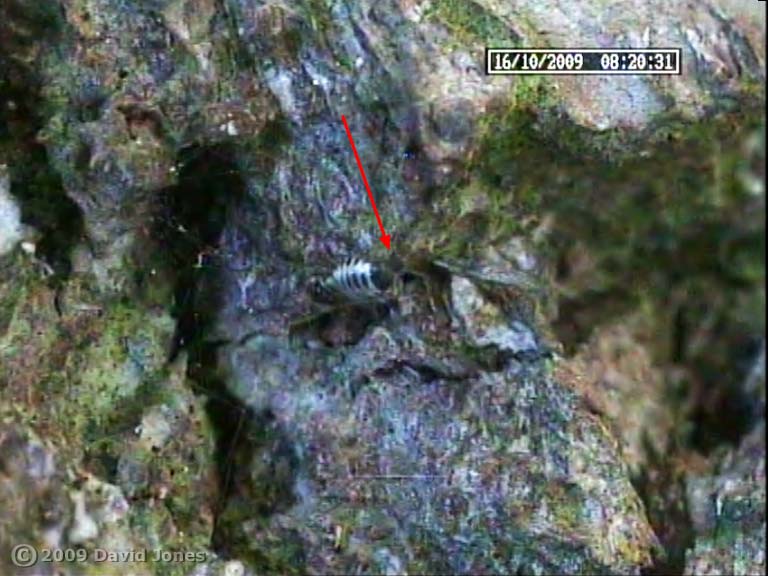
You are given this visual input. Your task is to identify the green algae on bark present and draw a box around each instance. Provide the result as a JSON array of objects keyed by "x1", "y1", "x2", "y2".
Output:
[{"x1": 0, "y1": 0, "x2": 764, "y2": 574}]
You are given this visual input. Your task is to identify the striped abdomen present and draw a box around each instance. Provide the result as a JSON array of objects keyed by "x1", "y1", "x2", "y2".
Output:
[{"x1": 310, "y1": 258, "x2": 392, "y2": 304}]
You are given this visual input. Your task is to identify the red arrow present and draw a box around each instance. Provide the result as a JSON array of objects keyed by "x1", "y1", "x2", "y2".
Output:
[{"x1": 341, "y1": 114, "x2": 391, "y2": 250}]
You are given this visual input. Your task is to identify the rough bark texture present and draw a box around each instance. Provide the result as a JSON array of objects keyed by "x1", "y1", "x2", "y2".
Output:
[{"x1": 1, "y1": 1, "x2": 764, "y2": 575}]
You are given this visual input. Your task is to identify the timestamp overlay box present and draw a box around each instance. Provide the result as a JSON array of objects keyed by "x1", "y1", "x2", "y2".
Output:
[{"x1": 486, "y1": 48, "x2": 682, "y2": 75}]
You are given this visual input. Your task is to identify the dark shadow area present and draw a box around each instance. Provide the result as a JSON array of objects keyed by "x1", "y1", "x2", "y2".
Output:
[
  {"x1": 149, "y1": 144, "x2": 246, "y2": 361},
  {"x1": 464, "y1": 101, "x2": 765, "y2": 576},
  {"x1": 687, "y1": 333, "x2": 764, "y2": 452},
  {"x1": 537, "y1": 114, "x2": 764, "y2": 455},
  {"x1": 635, "y1": 435, "x2": 695, "y2": 576},
  {"x1": 0, "y1": 0, "x2": 85, "y2": 280},
  {"x1": 146, "y1": 142, "x2": 250, "y2": 515},
  {"x1": 146, "y1": 141, "x2": 301, "y2": 567},
  {"x1": 289, "y1": 302, "x2": 392, "y2": 348},
  {"x1": 191, "y1": 343, "x2": 300, "y2": 543},
  {"x1": 187, "y1": 338, "x2": 303, "y2": 570}
]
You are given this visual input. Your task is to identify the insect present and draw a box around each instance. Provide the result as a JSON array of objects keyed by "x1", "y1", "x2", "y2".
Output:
[{"x1": 308, "y1": 257, "x2": 393, "y2": 305}]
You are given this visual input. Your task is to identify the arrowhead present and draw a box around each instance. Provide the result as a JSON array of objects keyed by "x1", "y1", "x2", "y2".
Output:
[{"x1": 380, "y1": 234, "x2": 391, "y2": 250}]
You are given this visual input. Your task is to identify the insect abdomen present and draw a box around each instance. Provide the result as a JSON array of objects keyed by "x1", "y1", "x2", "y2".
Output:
[{"x1": 311, "y1": 258, "x2": 392, "y2": 303}]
